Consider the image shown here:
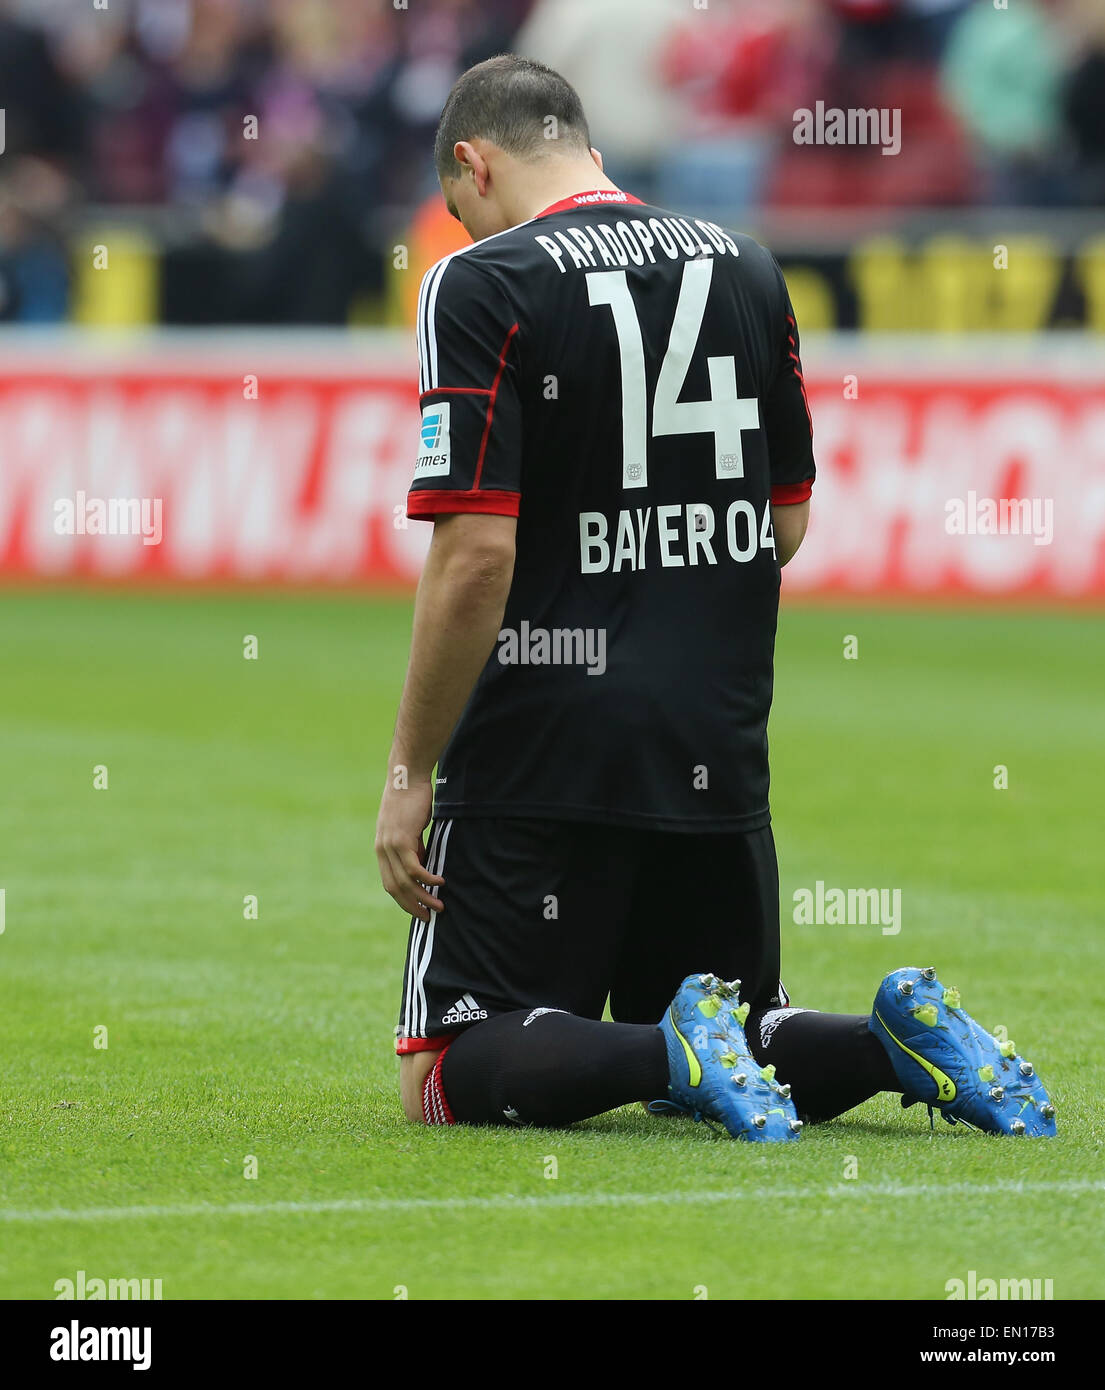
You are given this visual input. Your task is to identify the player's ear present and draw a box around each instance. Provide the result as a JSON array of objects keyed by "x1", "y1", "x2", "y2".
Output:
[
  {"x1": 590, "y1": 146, "x2": 605, "y2": 172},
  {"x1": 453, "y1": 140, "x2": 490, "y2": 196}
]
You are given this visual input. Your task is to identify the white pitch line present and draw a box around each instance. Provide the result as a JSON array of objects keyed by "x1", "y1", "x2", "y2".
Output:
[{"x1": 1, "y1": 1179, "x2": 1102, "y2": 1225}]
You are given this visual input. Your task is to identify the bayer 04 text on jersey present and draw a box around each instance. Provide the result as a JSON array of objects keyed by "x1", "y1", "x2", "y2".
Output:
[{"x1": 579, "y1": 499, "x2": 776, "y2": 574}]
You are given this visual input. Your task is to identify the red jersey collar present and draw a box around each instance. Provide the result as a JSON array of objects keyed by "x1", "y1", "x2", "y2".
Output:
[{"x1": 535, "y1": 188, "x2": 644, "y2": 218}]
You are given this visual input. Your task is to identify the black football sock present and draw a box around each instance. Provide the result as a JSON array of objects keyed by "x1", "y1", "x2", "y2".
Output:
[
  {"x1": 745, "y1": 1007, "x2": 902, "y2": 1124},
  {"x1": 440, "y1": 1007, "x2": 669, "y2": 1127}
]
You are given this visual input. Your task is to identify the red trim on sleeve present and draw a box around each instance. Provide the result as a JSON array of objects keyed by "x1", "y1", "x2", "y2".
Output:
[
  {"x1": 785, "y1": 314, "x2": 814, "y2": 439},
  {"x1": 771, "y1": 480, "x2": 813, "y2": 505},
  {"x1": 396, "y1": 1033, "x2": 458, "y2": 1056},
  {"x1": 407, "y1": 488, "x2": 521, "y2": 520},
  {"x1": 473, "y1": 321, "x2": 520, "y2": 491},
  {"x1": 535, "y1": 189, "x2": 644, "y2": 218},
  {"x1": 419, "y1": 386, "x2": 491, "y2": 400}
]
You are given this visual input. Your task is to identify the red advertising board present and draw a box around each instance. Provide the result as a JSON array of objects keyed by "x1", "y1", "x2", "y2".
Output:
[{"x1": 0, "y1": 336, "x2": 1102, "y2": 597}]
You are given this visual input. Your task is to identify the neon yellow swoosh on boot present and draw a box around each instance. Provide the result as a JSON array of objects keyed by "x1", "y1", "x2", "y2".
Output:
[
  {"x1": 668, "y1": 1007, "x2": 702, "y2": 1088},
  {"x1": 874, "y1": 1008, "x2": 957, "y2": 1102}
]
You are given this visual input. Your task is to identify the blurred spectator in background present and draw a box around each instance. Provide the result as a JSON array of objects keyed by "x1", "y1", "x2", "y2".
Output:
[
  {"x1": 0, "y1": 0, "x2": 82, "y2": 320},
  {"x1": 1061, "y1": 0, "x2": 1105, "y2": 206},
  {"x1": 182, "y1": 0, "x2": 526, "y2": 322},
  {"x1": 941, "y1": 0, "x2": 1069, "y2": 205},
  {"x1": 0, "y1": 158, "x2": 73, "y2": 322},
  {"x1": 661, "y1": 0, "x2": 833, "y2": 215},
  {"x1": 169, "y1": 0, "x2": 378, "y2": 323},
  {"x1": 0, "y1": 0, "x2": 1101, "y2": 327},
  {"x1": 514, "y1": 0, "x2": 685, "y2": 205},
  {"x1": 832, "y1": 0, "x2": 970, "y2": 64},
  {"x1": 768, "y1": 0, "x2": 974, "y2": 206}
]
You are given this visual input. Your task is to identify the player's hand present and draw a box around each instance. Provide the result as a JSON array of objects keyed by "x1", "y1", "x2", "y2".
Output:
[{"x1": 375, "y1": 777, "x2": 445, "y2": 923}]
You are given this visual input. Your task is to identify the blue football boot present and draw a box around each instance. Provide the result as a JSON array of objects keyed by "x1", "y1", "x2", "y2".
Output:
[
  {"x1": 652, "y1": 973, "x2": 802, "y2": 1142},
  {"x1": 869, "y1": 967, "x2": 1057, "y2": 1137}
]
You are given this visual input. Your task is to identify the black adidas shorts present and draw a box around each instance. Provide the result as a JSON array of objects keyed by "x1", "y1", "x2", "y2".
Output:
[{"x1": 395, "y1": 817, "x2": 789, "y2": 1054}]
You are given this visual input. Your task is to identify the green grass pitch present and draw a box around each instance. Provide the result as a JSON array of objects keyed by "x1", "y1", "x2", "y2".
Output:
[{"x1": 1, "y1": 589, "x2": 1102, "y2": 1300}]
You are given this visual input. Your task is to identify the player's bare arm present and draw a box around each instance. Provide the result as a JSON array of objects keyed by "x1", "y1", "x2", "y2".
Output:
[
  {"x1": 772, "y1": 499, "x2": 810, "y2": 566},
  {"x1": 375, "y1": 512, "x2": 517, "y2": 923}
]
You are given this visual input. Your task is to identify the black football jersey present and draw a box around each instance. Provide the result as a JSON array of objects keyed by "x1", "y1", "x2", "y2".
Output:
[{"x1": 408, "y1": 189, "x2": 815, "y2": 831}]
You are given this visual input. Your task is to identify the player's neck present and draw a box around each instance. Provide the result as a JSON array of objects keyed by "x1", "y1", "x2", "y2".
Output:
[{"x1": 511, "y1": 162, "x2": 625, "y2": 225}]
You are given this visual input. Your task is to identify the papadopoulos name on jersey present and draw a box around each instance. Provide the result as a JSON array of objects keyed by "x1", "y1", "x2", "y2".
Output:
[
  {"x1": 580, "y1": 500, "x2": 776, "y2": 573},
  {"x1": 535, "y1": 215, "x2": 740, "y2": 274}
]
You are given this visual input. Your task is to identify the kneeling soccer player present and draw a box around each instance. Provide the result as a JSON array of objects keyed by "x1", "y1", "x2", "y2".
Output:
[{"x1": 374, "y1": 56, "x2": 1056, "y2": 1141}]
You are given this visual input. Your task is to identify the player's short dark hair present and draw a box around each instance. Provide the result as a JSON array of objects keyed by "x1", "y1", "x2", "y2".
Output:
[{"x1": 434, "y1": 55, "x2": 591, "y2": 184}]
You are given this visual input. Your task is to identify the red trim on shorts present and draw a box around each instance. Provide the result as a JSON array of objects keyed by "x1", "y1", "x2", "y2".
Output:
[
  {"x1": 407, "y1": 488, "x2": 520, "y2": 520},
  {"x1": 396, "y1": 1034, "x2": 457, "y2": 1055},
  {"x1": 771, "y1": 480, "x2": 813, "y2": 505}
]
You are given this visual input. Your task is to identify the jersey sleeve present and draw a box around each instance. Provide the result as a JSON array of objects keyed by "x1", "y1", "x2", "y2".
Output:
[
  {"x1": 762, "y1": 257, "x2": 815, "y2": 505},
  {"x1": 408, "y1": 255, "x2": 522, "y2": 521}
]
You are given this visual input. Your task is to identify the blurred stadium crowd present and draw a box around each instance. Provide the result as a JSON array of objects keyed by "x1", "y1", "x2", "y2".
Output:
[{"x1": 1, "y1": 0, "x2": 1103, "y2": 325}]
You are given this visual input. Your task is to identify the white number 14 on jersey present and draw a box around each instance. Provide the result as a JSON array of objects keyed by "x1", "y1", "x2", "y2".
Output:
[{"x1": 586, "y1": 258, "x2": 759, "y2": 490}]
